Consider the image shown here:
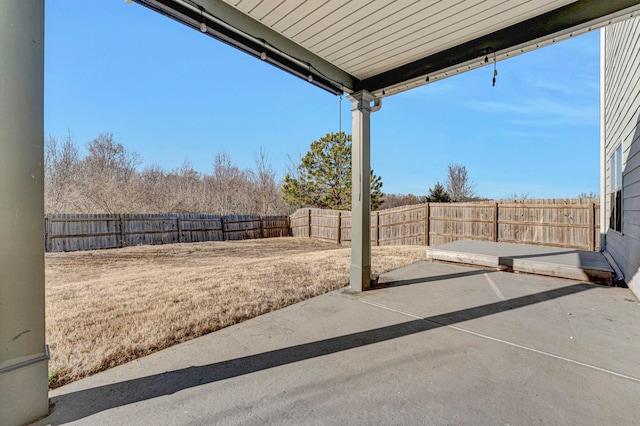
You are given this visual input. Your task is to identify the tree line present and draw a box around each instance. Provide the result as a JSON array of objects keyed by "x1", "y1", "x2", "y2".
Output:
[
  {"x1": 45, "y1": 132, "x2": 287, "y2": 215},
  {"x1": 45, "y1": 130, "x2": 487, "y2": 215}
]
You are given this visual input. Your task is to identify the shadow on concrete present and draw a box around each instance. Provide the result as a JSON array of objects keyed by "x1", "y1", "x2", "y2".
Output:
[
  {"x1": 44, "y1": 282, "x2": 593, "y2": 425},
  {"x1": 499, "y1": 250, "x2": 580, "y2": 263},
  {"x1": 373, "y1": 268, "x2": 492, "y2": 288},
  {"x1": 498, "y1": 250, "x2": 606, "y2": 268}
]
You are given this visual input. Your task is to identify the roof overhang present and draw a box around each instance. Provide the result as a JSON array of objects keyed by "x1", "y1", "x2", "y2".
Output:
[{"x1": 133, "y1": 0, "x2": 640, "y2": 97}]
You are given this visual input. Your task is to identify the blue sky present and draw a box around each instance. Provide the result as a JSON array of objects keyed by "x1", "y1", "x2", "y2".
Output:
[{"x1": 45, "y1": 1, "x2": 601, "y2": 199}]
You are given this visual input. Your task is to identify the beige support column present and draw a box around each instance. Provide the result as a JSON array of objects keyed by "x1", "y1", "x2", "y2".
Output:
[
  {"x1": 0, "y1": 2, "x2": 49, "y2": 425},
  {"x1": 347, "y1": 91, "x2": 381, "y2": 291}
]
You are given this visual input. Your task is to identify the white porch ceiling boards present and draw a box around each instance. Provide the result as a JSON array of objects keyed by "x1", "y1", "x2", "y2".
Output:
[
  {"x1": 135, "y1": 0, "x2": 640, "y2": 96},
  {"x1": 225, "y1": 0, "x2": 576, "y2": 79}
]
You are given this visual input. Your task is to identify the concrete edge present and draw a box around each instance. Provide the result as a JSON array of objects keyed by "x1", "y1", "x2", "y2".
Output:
[{"x1": 426, "y1": 248, "x2": 502, "y2": 269}]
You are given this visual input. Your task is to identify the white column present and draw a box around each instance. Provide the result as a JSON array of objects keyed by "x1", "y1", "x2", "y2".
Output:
[
  {"x1": 0, "y1": 2, "x2": 49, "y2": 425},
  {"x1": 347, "y1": 91, "x2": 380, "y2": 292}
]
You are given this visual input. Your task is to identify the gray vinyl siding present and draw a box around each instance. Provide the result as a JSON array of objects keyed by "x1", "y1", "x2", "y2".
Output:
[{"x1": 603, "y1": 17, "x2": 640, "y2": 298}]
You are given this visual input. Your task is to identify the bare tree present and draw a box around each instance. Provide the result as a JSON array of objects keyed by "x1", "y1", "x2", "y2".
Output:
[
  {"x1": 507, "y1": 192, "x2": 529, "y2": 201},
  {"x1": 137, "y1": 165, "x2": 171, "y2": 213},
  {"x1": 445, "y1": 163, "x2": 477, "y2": 202},
  {"x1": 578, "y1": 191, "x2": 598, "y2": 199},
  {"x1": 251, "y1": 147, "x2": 281, "y2": 216},
  {"x1": 210, "y1": 151, "x2": 254, "y2": 214},
  {"x1": 78, "y1": 133, "x2": 141, "y2": 213},
  {"x1": 170, "y1": 161, "x2": 207, "y2": 213},
  {"x1": 138, "y1": 163, "x2": 211, "y2": 214},
  {"x1": 44, "y1": 131, "x2": 80, "y2": 212}
]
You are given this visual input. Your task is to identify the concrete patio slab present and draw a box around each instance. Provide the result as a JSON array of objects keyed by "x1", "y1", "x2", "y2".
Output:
[
  {"x1": 426, "y1": 239, "x2": 614, "y2": 284},
  {"x1": 32, "y1": 261, "x2": 639, "y2": 425}
]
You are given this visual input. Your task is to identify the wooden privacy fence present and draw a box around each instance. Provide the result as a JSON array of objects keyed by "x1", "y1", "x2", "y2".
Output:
[
  {"x1": 290, "y1": 199, "x2": 601, "y2": 251},
  {"x1": 45, "y1": 213, "x2": 290, "y2": 252}
]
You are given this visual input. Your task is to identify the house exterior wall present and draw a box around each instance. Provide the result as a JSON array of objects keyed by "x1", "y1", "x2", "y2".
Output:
[{"x1": 602, "y1": 17, "x2": 640, "y2": 298}]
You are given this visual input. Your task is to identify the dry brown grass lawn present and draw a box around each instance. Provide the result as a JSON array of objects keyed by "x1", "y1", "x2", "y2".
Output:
[{"x1": 45, "y1": 237, "x2": 426, "y2": 388}]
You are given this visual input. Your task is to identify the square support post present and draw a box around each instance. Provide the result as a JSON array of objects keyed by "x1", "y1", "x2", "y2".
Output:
[
  {"x1": 0, "y1": 2, "x2": 49, "y2": 425},
  {"x1": 347, "y1": 91, "x2": 380, "y2": 291}
]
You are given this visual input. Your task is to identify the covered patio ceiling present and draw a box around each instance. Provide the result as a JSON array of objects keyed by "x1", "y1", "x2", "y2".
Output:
[{"x1": 134, "y1": 0, "x2": 640, "y2": 96}]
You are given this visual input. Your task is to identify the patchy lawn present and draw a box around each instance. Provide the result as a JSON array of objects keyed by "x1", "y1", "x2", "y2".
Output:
[{"x1": 46, "y1": 237, "x2": 426, "y2": 388}]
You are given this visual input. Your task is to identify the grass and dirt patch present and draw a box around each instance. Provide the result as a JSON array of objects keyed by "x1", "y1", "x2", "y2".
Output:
[{"x1": 46, "y1": 237, "x2": 426, "y2": 388}]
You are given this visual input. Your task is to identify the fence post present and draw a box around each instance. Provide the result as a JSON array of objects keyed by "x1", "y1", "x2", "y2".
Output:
[
  {"x1": 287, "y1": 216, "x2": 292, "y2": 236},
  {"x1": 337, "y1": 212, "x2": 342, "y2": 244},
  {"x1": 494, "y1": 202, "x2": 499, "y2": 242},
  {"x1": 176, "y1": 214, "x2": 182, "y2": 243},
  {"x1": 222, "y1": 217, "x2": 227, "y2": 241},
  {"x1": 308, "y1": 208, "x2": 312, "y2": 238},
  {"x1": 45, "y1": 214, "x2": 51, "y2": 252},
  {"x1": 590, "y1": 202, "x2": 596, "y2": 251},
  {"x1": 160, "y1": 215, "x2": 165, "y2": 243},
  {"x1": 375, "y1": 211, "x2": 380, "y2": 246},
  {"x1": 259, "y1": 217, "x2": 264, "y2": 239},
  {"x1": 425, "y1": 204, "x2": 430, "y2": 246},
  {"x1": 119, "y1": 214, "x2": 126, "y2": 248}
]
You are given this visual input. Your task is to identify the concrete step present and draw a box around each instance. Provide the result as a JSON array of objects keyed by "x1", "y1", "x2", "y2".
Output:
[{"x1": 426, "y1": 239, "x2": 614, "y2": 285}]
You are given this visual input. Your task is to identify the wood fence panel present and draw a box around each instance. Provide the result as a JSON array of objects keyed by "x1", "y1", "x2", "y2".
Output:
[
  {"x1": 428, "y1": 203, "x2": 495, "y2": 246},
  {"x1": 289, "y1": 210, "x2": 310, "y2": 237},
  {"x1": 499, "y1": 203, "x2": 593, "y2": 249},
  {"x1": 261, "y1": 216, "x2": 290, "y2": 238},
  {"x1": 179, "y1": 214, "x2": 223, "y2": 243},
  {"x1": 49, "y1": 213, "x2": 120, "y2": 252},
  {"x1": 223, "y1": 215, "x2": 262, "y2": 240},
  {"x1": 341, "y1": 213, "x2": 352, "y2": 243},
  {"x1": 378, "y1": 204, "x2": 427, "y2": 245},
  {"x1": 309, "y1": 208, "x2": 341, "y2": 242},
  {"x1": 124, "y1": 214, "x2": 179, "y2": 247}
]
